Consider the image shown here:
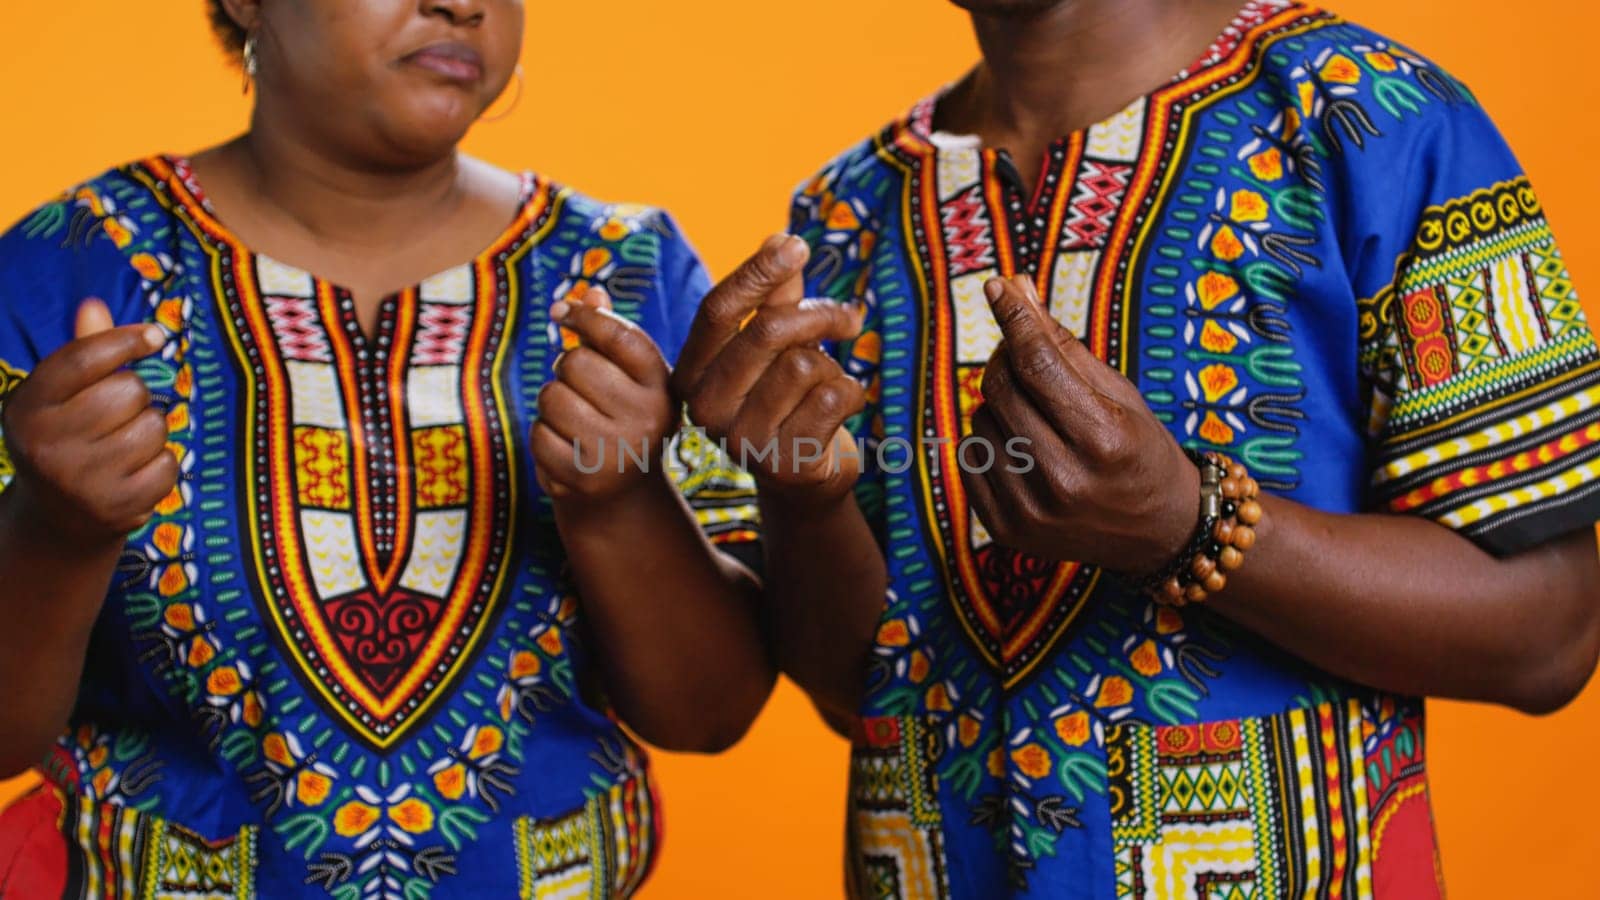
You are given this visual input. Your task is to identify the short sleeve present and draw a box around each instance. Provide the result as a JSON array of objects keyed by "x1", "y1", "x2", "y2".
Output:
[
  {"x1": 1359, "y1": 102, "x2": 1600, "y2": 555},
  {"x1": 649, "y1": 213, "x2": 762, "y2": 549},
  {"x1": 789, "y1": 163, "x2": 889, "y2": 535}
]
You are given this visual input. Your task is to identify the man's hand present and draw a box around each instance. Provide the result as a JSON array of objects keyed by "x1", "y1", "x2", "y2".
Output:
[
  {"x1": 671, "y1": 235, "x2": 867, "y2": 508},
  {"x1": 2, "y1": 299, "x2": 176, "y2": 547},
  {"x1": 532, "y1": 288, "x2": 677, "y2": 502},
  {"x1": 962, "y1": 275, "x2": 1199, "y2": 575}
]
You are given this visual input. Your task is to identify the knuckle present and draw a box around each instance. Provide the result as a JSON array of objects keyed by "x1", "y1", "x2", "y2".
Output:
[
  {"x1": 1012, "y1": 343, "x2": 1058, "y2": 381},
  {"x1": 980, "y1": 367, "x2": 1012, "y2": 403},
  {"x1": 745, "y1": 312, "x2": 788, "y2": 347},
  {"x1": 778, "y1": 347, "x2": 817, "y2": 379},
  {"x1": 812, "y1": 383, "x2": 845, "y2": 415}
]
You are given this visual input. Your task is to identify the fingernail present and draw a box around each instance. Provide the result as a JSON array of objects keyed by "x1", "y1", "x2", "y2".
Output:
[
  {"x1": 550, "y1": 301, "x2": 571, "y2": 321},
  {"x1": 778, "y1": 235, "x2": 808, "y2": 268},
  {"x1": 143, "y1": 325, "x2": 166, "y2": 349},
  {"x1": 984, "y1": 278, "x2": 1006, "y2": 304}
]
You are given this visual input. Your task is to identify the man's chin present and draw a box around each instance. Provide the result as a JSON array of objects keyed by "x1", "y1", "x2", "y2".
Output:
[{"x1": 947, "y1": 0, "x2": 1072, "y2": 18}]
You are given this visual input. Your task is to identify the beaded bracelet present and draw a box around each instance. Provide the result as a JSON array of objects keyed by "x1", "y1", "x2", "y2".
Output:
[{"x1": 1138, "y1": 450, "x2": 1262, "y2": 607}]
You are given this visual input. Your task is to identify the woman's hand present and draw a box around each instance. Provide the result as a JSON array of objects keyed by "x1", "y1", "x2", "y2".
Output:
[
  {"x1": 2, "y1": 299, "x2": 176, "y2": 550},
  {"x1": 961, "y1": 275, "x2": 1199, "y2": 575},
  {"x1": 670, "y1": 236, "x2": 867, "y2": 509},
  {"x1": 531, "y1": 288, "x2": 677, "y2": 503}
]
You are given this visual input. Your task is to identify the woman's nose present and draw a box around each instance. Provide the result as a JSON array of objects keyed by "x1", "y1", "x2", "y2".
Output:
[{"x1": 421, "y1": 0, "x2": 488, "y2": 27}]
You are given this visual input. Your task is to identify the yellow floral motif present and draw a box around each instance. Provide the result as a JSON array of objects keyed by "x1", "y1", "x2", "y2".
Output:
[
  {"x1": 986, "y1": 747, "x2": 1006, "y2": 778},
  {"x1": 206, "y1": 666, "x2": 243, "y2": 697},
  {"x1": 186, "y1": 636, "x2": 216, "y2": 667},
  {"x1": 1200, "y1": 412, "x2": 1237, "y2": 445},
  {"x1": 131, "y1": 253, "x2": 164, "y2": 281},
  {"x1": 1210, "y1": 226, "x2": 1246, "y2": 262},
  {"x1": 101, "y1": 217, "x2": 133, "y2": 248},
  {"x1": 159, "y1": 562, "x2": 190, "y2": 598},
  {"x1": 434, "y1": 764, "x2": 467, "y2": 801},
  {"x1": 263, "y1": 733, "x2": 293, "y2": 768},
  {"x1": 470, "y1": 725, "x2": 504, "y2": 759},
  {"x1": 876, "y1": 619, "x2": 910, "y2": 647},
  {"x1": 297, "y1": 771, "x2": 332, "y2": 806},
  {"x1": 1129, "y1": 640, "x2": 1163, "y2": 677},
  {"x1": 1320, "y1": 53, "x2": 1362, "y2": 84},
  {"x1": 1200, "y1": 321, "x2": 1239, "y2": 354},
  {"x1": 1365, "y1": 51, "x2": 1398, "y2": 72},
  {"x1": 1230, "y1": 190, "x2": 1269, "y2": 223},
  {"x1": 907, "y1": 650, "x2": 931, "y2": 683},
  {"x1": 164, "y1": 603, "x2": 195, "y2": 631},
  {"x1": 1196, "y1": 273, "x2": 1240, "y2": 310},
  {"x1": 826, "y1": 202, "x2": 862, "y2": 231},
  {"x1": 1096, "y1": 677, "x2": 1134, "y2": 708},
  {"x1": 1199, "y1": 364, "x2": 1241, "y2": 403},
  {"x1": 957, "y1": 714, "x2": 982, "y2": 748},
  {"x1": 925, "y1": 683, "x2": 953, "y2": 712},
  {"x1": 1247, "y1": 148, "x2": 1284, "y2": 181},
  {"x1": 535, "y1": 629, "x2": 564, "y2": 657},
  {"x1": 1011, "y1": 743, "x2": 1052, "y2": 778},
  {"x1": 389, "y1": 798, "x2": 435, "y2": 834},
  {"x1": 241, "y1": 691, "x2": 265, "y2": 728},
  {"x1": 1055, "y1": 712, "x2": 1091, "y2": 747},
  {"x1": 509, "y1": 651, "x2": 541, "y2": 680},
  {"x1": 334, "y1": 801, "x2": 380, "y2": 837}
]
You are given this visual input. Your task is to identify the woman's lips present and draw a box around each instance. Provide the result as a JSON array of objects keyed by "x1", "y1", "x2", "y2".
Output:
[{"x1": 402, "y1": 42, "x2": 485, "y2": 83}]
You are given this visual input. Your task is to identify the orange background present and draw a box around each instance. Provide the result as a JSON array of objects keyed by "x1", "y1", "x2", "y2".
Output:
[{"x1": 2, "y1": 1, "x2": 1598, "y2": 897}]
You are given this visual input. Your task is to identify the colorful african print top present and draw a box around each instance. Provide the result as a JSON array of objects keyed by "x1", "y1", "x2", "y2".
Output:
[
  {"x1": 793, "y1": 2, "x2": 1600, "y2": 897},
  {"x1": 0, "y1": 156, "x2": 757, "y2": 898}
]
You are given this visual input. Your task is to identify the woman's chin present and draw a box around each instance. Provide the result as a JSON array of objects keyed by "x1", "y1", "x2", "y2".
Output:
[
  {"x1": 377, "y1": 112, "x2": 476, "y2": 165},
  {"x1": 373, "y1": 103, "x2": 480, "y2": 166}
]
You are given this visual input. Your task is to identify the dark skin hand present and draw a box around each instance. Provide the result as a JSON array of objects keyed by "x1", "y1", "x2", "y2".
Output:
[
  {"x1": 0, "y1": 302, "x2": 177, "y2": 774},
  {"x1": 967, "y1": 275, "x2": 1600, "y2": 715},
  {"x1": 671, "y1": 237, "x2": 889, "y2": 726},
  {"x1": 533, "y1": 291, "x2": 773, "y2": 751}
]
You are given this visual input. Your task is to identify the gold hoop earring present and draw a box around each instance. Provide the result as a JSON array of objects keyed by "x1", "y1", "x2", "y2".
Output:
[
  {"x1": 479, "y1": 65, "x2": 524, "y2": 123},
  {"x1": 242, "y1": 34, "x2": 259, "y2": 95}
]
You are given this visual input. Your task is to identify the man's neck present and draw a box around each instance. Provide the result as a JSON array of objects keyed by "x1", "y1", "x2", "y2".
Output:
[{"x1": 940, "y1": 0, "x2": 1245, "y2": 163}]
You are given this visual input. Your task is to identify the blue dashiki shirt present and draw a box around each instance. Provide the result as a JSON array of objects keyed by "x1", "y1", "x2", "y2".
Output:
[
  {"x1": 0, "y1": 156, "x2": 758, "y2": 898},
  {"x1": 792, "y1": 2, "x2": 1600, "y2": 897}
]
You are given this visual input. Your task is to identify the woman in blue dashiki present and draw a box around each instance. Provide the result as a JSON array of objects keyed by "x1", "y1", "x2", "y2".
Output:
[
  {"x1": 669, "y1": 0, "x2": 1600, "y2": 896},
  {"x1": 0, "y1": 1, "x2": 770, "y2": 896}
]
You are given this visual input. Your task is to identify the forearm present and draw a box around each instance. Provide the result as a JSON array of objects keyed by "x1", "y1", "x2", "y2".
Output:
[
  {"x1": 760, "y1": 489, "x2": 888, "y2": 721},
  {"x1": 556, "y1": 472, "x2": 772, "y2": 753},
  {"x1": 1210, "y1": 494, "x2": 1600, "y2": 713},
  {"x1": 0, "y1": 488, "x2": 120, "y2": 774}
]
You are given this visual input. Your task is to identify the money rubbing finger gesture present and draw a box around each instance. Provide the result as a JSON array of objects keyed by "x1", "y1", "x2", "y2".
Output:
[
  {"x1": 3, "y1": 299, "x2": 178, "y2": 543},
  {"x1": 671, "y1": 235, "x2": 867, "y2": 506},
  {"x1": 961, "y1": 275, "x2": 1200, "y2": 575},
  {"x1": 531, "y1": 287, "x2": 677, "y2": 501}
]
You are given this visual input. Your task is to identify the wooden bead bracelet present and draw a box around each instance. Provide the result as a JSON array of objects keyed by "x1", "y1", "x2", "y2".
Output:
[{"x1": 1137, "y1": 450, "x2": 1262, "y2": 607}]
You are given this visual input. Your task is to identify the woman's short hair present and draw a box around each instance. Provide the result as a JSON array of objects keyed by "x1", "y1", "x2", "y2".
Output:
[{"x1": 207, "y1": 0, "x2": 248, "y2": 57}]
